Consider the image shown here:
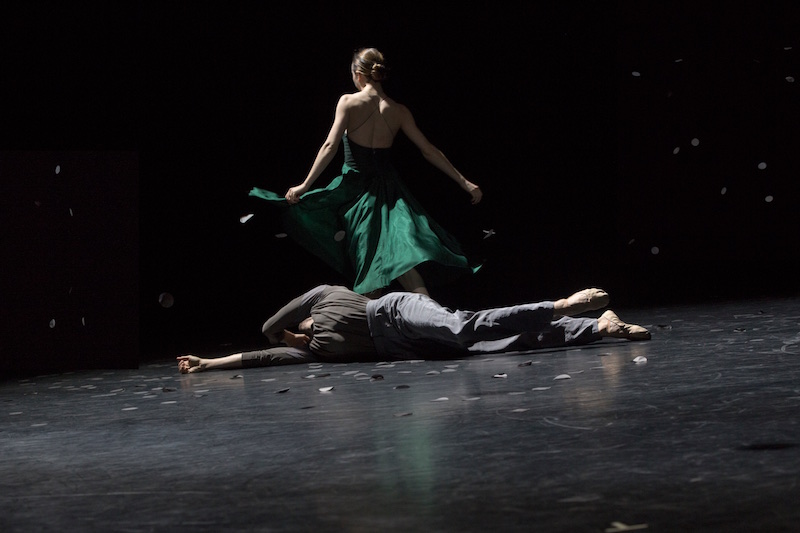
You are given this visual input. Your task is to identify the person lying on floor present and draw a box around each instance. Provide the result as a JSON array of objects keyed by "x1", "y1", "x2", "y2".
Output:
[{"x1": 177, "y1": 284, "x2": 650, "y2": 374}]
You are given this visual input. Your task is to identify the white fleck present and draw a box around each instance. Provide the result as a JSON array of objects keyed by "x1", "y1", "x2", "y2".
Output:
[
  {"x1": 239, "y1": 213, "x2": 254, "y2": 224},
  {"x1": 672, "y1": 146, "x2": 680, "y2": 155},
  {"x1": 319, "y1": 386, "x2": 334, "y2": 392},
  {"x1": 493, "y1": 373, "x2": 508, "y2": 379},
  {"x1": 531, "y1": 387, "x2": 552, "y2": 391},
  {"x1": 121, "y1": 407, "x2": 138, "y2": 411},
  {"x1": 275, "y1": 233, "x2": 288, "y2": 238},
  {"x1": 651, "y1": 246, "x2": 660, "y2": 255},
  {"x1": 554, "y1": 374, "x2": 571, "y2": 380},
  {"x1": 765, "y1": 195, "x2": 774, "y2": 203},
  {"x1": 631, "y1": 71, "x2": 641, "y2": 77},
  {"x1": 786, "y1": 76, "x2": 795, "y2": 83},
  {"x1": 431, "y1": 397, "x2": 449, "y2": 402},
  {"x1": 333, "y1": 230, "x2": 346, "y2": 241},
  {"x1": 55, "y1": 165, "x2": 61, "y2": 174},
  {"x1": 511, "y1": 408, "x2": 529, "y2": 413},
  {"x1": 691, "y1": 138, "x2": 700, "y2": 147},
  {"x1": 674, "y1": 58, "x2": 683, "y2": 63},
  {"x1": 633, "y1": 356, "x2": 648, "y2": 364},
  {"x1": 49, "y1": 319, "x2": 56, "y2": 328},
  {"x1": 721, "y1": 187, "x2": 727, "y2": 195},
  {"x1": 757, "y1": 162, "x2": 767, "y2": 170}
]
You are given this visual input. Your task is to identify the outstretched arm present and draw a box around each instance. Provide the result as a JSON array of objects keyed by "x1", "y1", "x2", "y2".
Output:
[
  {"x1": 286, "y1": 95, "x2": 351, "y2": 204},
  {"x1": 399, "y1": 106, "x2": 482, "y2": 204},
  {"x1": 177, "y1": 354, "x2": 242, "y2": 374}
]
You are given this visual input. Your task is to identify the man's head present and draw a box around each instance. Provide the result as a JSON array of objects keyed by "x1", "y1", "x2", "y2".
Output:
[{"x1": 298, "y1": 317, "x2": 314, "y2": 338}]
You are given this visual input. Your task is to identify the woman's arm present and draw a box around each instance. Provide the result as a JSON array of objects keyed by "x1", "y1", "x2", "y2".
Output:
[
  {"x1": 399, "y1": 105, "x2": 483, "y2": 204},
  {"x1": 286, "y1": 95, "x2": 351, "y2": 204}
]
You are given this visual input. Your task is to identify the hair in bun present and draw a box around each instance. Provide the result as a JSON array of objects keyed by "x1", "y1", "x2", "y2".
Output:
[{"x1": 352, "y1": 47, "x2": 390, "y2": 82}]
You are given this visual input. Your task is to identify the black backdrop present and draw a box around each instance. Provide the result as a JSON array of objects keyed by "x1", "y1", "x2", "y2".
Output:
[{"x1": 2, "y1": 2, "x2": 798, "y2": 375}]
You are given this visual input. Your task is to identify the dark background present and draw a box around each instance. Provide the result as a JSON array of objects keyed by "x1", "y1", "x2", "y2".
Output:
[{"x1": 1, "y1": 2, "x2": 798, "y2": 376}]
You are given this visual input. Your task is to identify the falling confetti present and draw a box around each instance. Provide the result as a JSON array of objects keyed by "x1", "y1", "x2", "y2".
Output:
[
  {"x1": 49, "y1": 319, "x2": 56, "y2": 328},
  {"x1": 431, "y1": 397, "x2": 449, "y2": 402},
  {"x1": 672, "y1": 147, "x2": 680, "y2": 155},
  {"x1": 721, "y1": 187, "x2": 727, "y2": 195},
  {"x1": 757, "y1": 162, "x2": 767, "y2": 170},
  {"x1": 651, "y1": 247, "x2": 660, "y2": 255},
  {"x1": 482, "y1": 229, "x2": 496, "y2": 239},
  {"x1": 55, "y1": 165, "x2": 61, "y2": 174},
  {"x1": 158, "y1": 293, "x2": 174, "y2": 308},
  {"x1": 333, "y1": 230, "x2": 346, "y2": 241},
  {"x1": 275, "y1": 233, "x2": 288, "y2": 238},
  {"x1": 631, "y1": 71, "x2": 641, "y2": 77},
  {"x1": 691, "y1": 138, "x2": 700, "y2": 147},
  {"x1": 531, "y1": 387, "x2": 551, "y2": 391},
  {"x1": 765, "y1": 195, "x2": 774, "y2": 203},
  {"x1": 786, "y1": 76, "x2": 795, "y2": 83},
  {"x1": 239, "y1": 213, "x2": 254, "y2": 223}
]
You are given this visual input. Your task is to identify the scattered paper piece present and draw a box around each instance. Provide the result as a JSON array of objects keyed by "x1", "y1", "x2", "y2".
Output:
[
  {"x1": 431, "y1": 397, "x2": 449, "y2": 402},
  {"x1": 493, "y1": 373, "x2": 508, "y2": 379},
  {"x1": 319, "y1": 386, "x2": 334, "y2": 392},
  {"x1": 605, "y1": 521, "x2": 648, "y2": 532},
  {"x1": 531, "y1": 387, "x2": 551, "y2": 391},
  {"x1": 633, "y1": 356, "x2": 648, "y2": 364},
  {"x1": 554, "y1": 374, "x2": 571, "y2": 380}
]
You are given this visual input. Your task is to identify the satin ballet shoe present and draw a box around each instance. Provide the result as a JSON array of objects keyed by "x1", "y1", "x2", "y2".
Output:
[
  {"x1": 561, "y1": 288, "x2": 610, "y2": 316},
  {"x1": 600, "y1": 310, "x2": 651, "y2": 340}
]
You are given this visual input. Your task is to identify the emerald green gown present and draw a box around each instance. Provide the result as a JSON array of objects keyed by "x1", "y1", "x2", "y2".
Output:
[{"x1": 249, "y1": 134, "x2": 479, "y2": 295}]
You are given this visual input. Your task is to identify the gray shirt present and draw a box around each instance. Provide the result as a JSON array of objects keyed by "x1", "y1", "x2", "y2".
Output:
[{"x1": 261, "y1": 285, "x2": 377, "y2": 361}]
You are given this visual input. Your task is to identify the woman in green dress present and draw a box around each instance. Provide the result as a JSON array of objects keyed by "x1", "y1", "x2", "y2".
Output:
[{"x1": 250, "y1": 48, "x2": 482, "y2": 297}]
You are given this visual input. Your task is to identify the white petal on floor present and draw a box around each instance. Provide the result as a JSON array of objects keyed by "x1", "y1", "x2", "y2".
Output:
[{"x1": 554, "y1": 374, "x2": 571, "y2": 380}]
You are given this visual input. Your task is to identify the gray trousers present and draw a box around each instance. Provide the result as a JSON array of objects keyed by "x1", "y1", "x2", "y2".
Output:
[{"x1": 366, "y1": 293, "x2": 601, "y2": 360}]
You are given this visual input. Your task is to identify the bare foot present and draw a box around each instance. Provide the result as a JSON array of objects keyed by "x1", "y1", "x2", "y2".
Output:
[
  {"x1": 554, "y1": 288, "x2": 610, "y2": 317},
  {"x1": 177, "y1": 355, "x2": 207, "y2": 374},
  {"x1": 598, "y1": 310, "x2": 651, "y2": 340}
]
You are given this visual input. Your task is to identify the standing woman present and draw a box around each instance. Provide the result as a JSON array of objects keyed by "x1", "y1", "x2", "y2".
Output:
[{"x1": 250, "y1": 48, "x2": 482, "y2": 297}]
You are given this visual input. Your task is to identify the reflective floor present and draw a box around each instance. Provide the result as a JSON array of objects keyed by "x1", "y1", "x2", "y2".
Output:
[{"x1": 2, "y1": 297, "x2": 799, "y2": 532}]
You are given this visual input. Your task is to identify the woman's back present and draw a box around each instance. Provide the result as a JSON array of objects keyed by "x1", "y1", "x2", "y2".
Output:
[{"x1": 344, "y1": 92, "x2": 404, "y2": 149}]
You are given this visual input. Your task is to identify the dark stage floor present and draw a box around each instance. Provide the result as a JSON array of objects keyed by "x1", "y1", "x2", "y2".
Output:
[{"x1": 2, "y1": 297, "x2": 800, "y2": 532}]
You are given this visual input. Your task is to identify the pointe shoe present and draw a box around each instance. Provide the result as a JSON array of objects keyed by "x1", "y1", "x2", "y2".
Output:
[
  {"x1": 562, "y1": 288, "x2": 610, "y2": 316},
  {"x1": 600, "y1": 310, "x2": 651, "y2": 340}
]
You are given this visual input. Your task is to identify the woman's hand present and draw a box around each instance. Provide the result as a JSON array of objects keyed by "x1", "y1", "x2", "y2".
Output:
[
  {"x1": 285, "y1": 184, "x2": 308, "y2": 205},
  {"x1": 465, "y1": 182, "x2": 483, "y2": 205}
]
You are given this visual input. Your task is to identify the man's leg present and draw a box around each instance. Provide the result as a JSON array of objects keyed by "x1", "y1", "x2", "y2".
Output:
[{"x1": 389, "y1": 288, "x2": 609, "y2": 349}]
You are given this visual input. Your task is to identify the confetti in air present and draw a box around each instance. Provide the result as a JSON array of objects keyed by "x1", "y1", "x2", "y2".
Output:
[
  {"x1": 239, "y1": 214, "x2": 254, "y2": 224},
  {"x1": 158, "y1": 293, "x2": 174, "y2": 308},
  {"x1": 482, "y1": 229, "x2": 496, "y2": 239}
]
